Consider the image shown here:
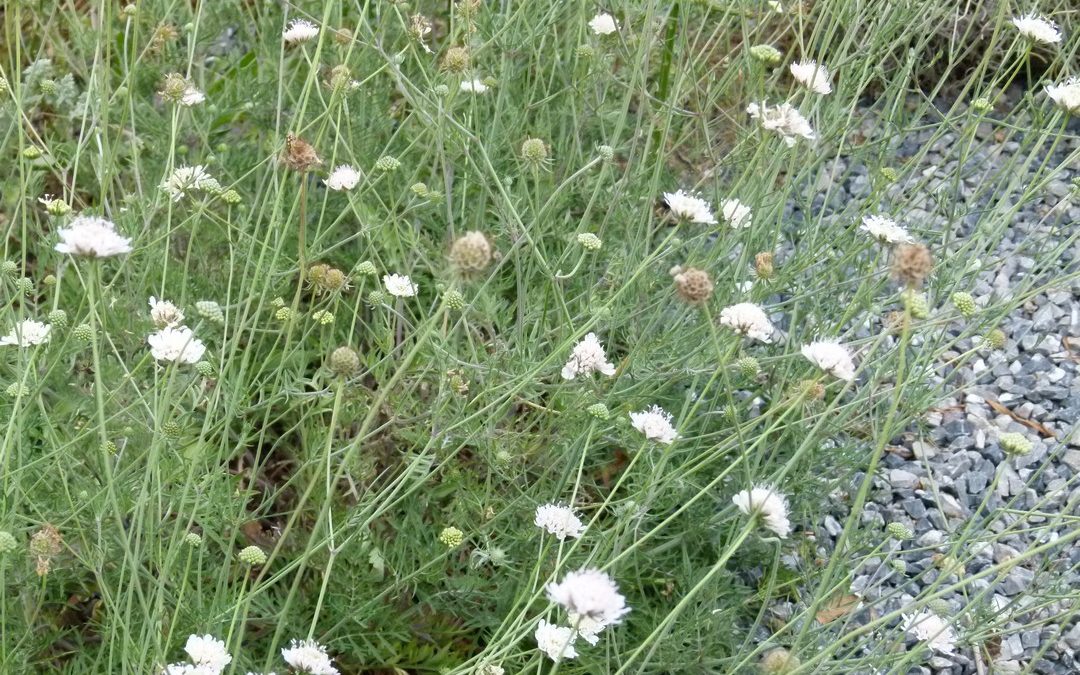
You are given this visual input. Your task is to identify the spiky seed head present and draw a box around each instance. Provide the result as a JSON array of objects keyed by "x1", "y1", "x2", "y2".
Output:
[
  {"x1": 891, "y1": 243, "x2": 933, "y2": 288},
  {"x1": 308, "y1": 263, "x2": 330, "y2": 286},
  {"x1": 754, "y1": 251, "x2": 775, "y2": 280},
  {"x1": 999, "y1": 432, "x2": 1032, "y2": 456},
  {"x1": 159, "y1": 72, "x2": 188, "y2": 101},
  {"x1": 322, "y1": 268, "x2": 348, "y2": 291},
  {"x1": 329, "y1": 346, "x2": 360, "y2": 377},
  {"x1": 673, "y1": 266, "x2": 714, "y2": 304},
  {"x1": 238, "y1": 545, "x2": 267, "y2": 566},
  {"x1": 951, "y1": 292, "x2": 976, "y2": 318},
  {"x1": 886, "y1": 522, "x2": 913, "y2": 540},
  {"x1": 520, "y1": 138, "x2": 549, "y2": 166},
  {"x1": 450, "y1": 231, "x2": 493, "y2": 274},
  {"x1": 441, "y1": 46, "x2": 471, "y2": 73}
]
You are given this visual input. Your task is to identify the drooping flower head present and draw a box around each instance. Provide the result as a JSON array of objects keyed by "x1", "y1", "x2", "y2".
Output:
[
  {"x1": 718, "y1": 303, "x2": 773, "y2": 343},
  {"x1": 561, "y1": 332, "x2": 616, "y2": 380},
  {"x1": 547, "y1": 568, "x2": 630, "y2": 625},
  {"x1": 149, "y1": 297, "x2": 185, "y2": 328},
  {"x1": 902, "y1": 611, "x2": 958, "y2": 654},
  {"x1": 860, "y1": 215, "x2": 912, "y2": 244},
  {"x1": 0, "y1": 319, "x2": 51, "y2": 347},
  {"x1": 383, "y1": 273, "x2": 417, "y2": 297},
  {"x1": 588, "y1": 13, "x2": 618, "y2": 35},
  {"x1": 534, "y1": 619, "x2": 578, "y2": 661},
  {"x1": 1011, "y1": 14, "x2": 1062, "y2": 44},
  {"x1": 732, "y1": 485, "x2": 792, "y2": 538},
  {"x1": 629, "y1": 405, "x2": 678, "y2": 444},
  {"x1": 148, "y1": 326, "x2": 206, "y2": 365},
  {"x1": 55, "y1": 215, "x2": 133, "y2": 258},
  {"x1": 283, "y1": 19, "x2": 320, "y2": 44},
  {"x1": 324, "y1": 165, "x2": 361, "y2": 191},
  {"x1": 183, "y1": 634, "x2": 232, "y2": 672},
  {"x1": 534, "y1": 503, "x2": 584, "y2": 540},
  {"x1": 746, "y1": 101, "x2": 815, "y2": 146},
  {"x1": 663, "y1": 190, "x2": 717, "y2": 224},
  {"x1": 801, "y1": 340, "x2": 855, "y2": 382},
  {"x1": 281, "y1": 639, "x2": 340, "y2": 675}
]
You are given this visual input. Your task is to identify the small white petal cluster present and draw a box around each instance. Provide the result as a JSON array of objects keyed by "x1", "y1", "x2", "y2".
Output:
[
  {"x1": 902, "y1": 611, "x2": 959, "y2": 654},
  {"x1": 161, "y1": 634, "x2": 232, "y2": 675},
  {"x1": 324, "y1": 165, "x2": 361, "y2": 191},
  {"x1": 719, "y1": 303, "x2": 773, "y2": 343},
  {"x1": 281, "y1": 639, "x2": 340, "y2": 675},
  {"x1": 547, "y1": 568, "x2": 630, "y2": 625},
  {"x1": 1011, "y1": 14, "x2": 1062, "y2": 44},
  {"x1": 162, "y1": 664, "x2": 219, "y2": 675},
  {"x1": 534, "y1": 503, "x2": 584, "y2": 540},
  {"x1": 383, "y1": 273, "x2": 417, "y2": 297},
  {"x1": 588, "y1": 13, "x2": 618, "y2": 35},
  {"x1": 283, "y1": 19, "x2": 320, "y2": 44},
  {"x1": 732, "y1": 485, "x2": 792, "y2": 538},
  {"x1": 860, "y1": 215, "x2": 913, "y2": 244},
  {"x1": 568, "y1": 611, "x2": 609, "y2": 645},
  {"x1": 55, "y1": 215, "x2": 133, "y2": 258},
  {"x1": 460, "y1": 79, "x2": 489, "y2": 94},
  {"x1": 180, "y1": 86, "x2": 205, "y2": 107},
  {"x1": 663, "y1": 190, "x2": 716, "y2": 224},
  {"x1": 476, "y1": 663, "x2": 505, "y2": 675},
  {"x1": 629, "y1": 405, "x2": 678, "y2": 444},
  {"x1": 1046, "y1": 78, "x2": 1080, "y2": 114},
  {"x1": 801, "y1": 340, "x2": 856, "y2": 381},
  {"x1": 0, "y1": 319, "x2": 51, "y2": 347},
  {"x1": 161, "y1": 165, "x2": 221, "y2": 201},
  {"x1": 534, "y1": 619, "x2": 578, "y2": 661},
  {"x1": 746, "y1": 101, "x2": 816, "y2": 146},
  {"x1": 148, "y1": 326, "x2": 206, "y2": 365},
  {"x1": 720, "y1": 199, "x2": 753, "y2": 229},
  {"x1": 150, "y1": 296, "x2": 185, "y2": 328},
  {"x1": 789, "y1": 60, "x2": 832, "y2": 95},
  {"x1": 561, "y1": 332, "x2": 616, "y2": 380}
]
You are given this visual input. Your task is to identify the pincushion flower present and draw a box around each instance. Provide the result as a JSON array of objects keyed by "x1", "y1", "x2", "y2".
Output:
[
  {"x1": 561, "y1": 332, "x2": 616, "y2": 379},
  {"x1": 283, "y1": 19, "x2": 319, "y2": 44},
  {"x1": 460, "y1": 79, "x2": 489, "y2": 94},
  {"x1": 1046, "y1": 78, "x2": 1080, "y2": 114},
  {"x1": 1011, "y1": 14, "x2": 1062, "y2": 44},
  {"x1": 732, "y1": 485, "x2": 792, "y2": 538},
  {"x1": 149, "y1": 297, "x2": 184, "y2": 328},
  {"x1": 281, "y1": 639, "x2": 340, "y2": 675},
  {"x1": 588, "y1": 13, "x2": 618, "y2": 35},
  {"x1": 902, "y1": 611, "x2": 958, "y2": 654},
  {"x1": 629, "y1": 405, "x2": 678, "y2": 444},
  {"x1": 789, "y1": 60, "x2": 832, "y2": 94},
  {"x1": 180, "y1": 86, "x2": 205, "y2": 106},
  {"x1": 535, "y1": 620, "x2": 578, "y2": 661},
  {"x1": 801, "y1": 340, "x2": 856, "y2": 381},
  {"x1": 663, "y1": 190, "x2": 716, "y2": 224},
  {"x1": 720, "y1": 199, "x2": 753, "y2": 229},
  {"x1": 0, "y1": 319, "x2": 51, "y2": 347},
  {"x1": 547, "y1": 568, "x2": 630, "y2": 625},
  {"x1": 161, "y1": 165, "x2": 221, "y2": 201},
  {"x1": 183, "y1": 634, "x2": 232, "y2": 672},
  {"x1": 324, "y1": 165, "x2": 360, "y2": 191},
  {"x1": 55, "y1": 215, "x2": 133, "y2": 257},
  {"x1": 568, "y1": 611, "x2": 608, "y2": 645},
  {"x1": 148, "y1": 326, "x2": 206, "y2": 365},
  {"x1": 534, "y1": 503, "x2": 584, "y2": 540},
  {"x1": 383, "y1": 273, "x2": 417, "y2": 297},
  {"x1": 860, "y1": 215, "x2": 913, "y2": 244},
  {"x1": 719, "y1": 303, "x2": 773, "y2": 343},
  {"x1": 746, "y1": 101, "x2": 815, "y2": 146}
]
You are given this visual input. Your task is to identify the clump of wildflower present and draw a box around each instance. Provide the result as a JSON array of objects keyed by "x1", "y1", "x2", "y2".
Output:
[
  {"x1": 55, "y1": 215, "x2": 132, "y2": 257},
  {"x1": 732, "y1": 485, "x2": 791, "y2": 538},
  {"x1": 801, "y1": 341, "x2": 856, "y2": 382},
  {"x1": 1045, "y1": 78, "x2": 1080, "y2": 115},
  {"x1": 329, "y1": 346, "x2": 360, "y2": 377},
  {"x1": 0, "y1": 531, "x2": 16, "y2": 555},
  {"x1": 324, "y1": 165, "x2": 360, "y2": 191},
  {"x1": 383, "y1": 273, "x2": 417, "y2": 297},
  {"x1": 184, "y1": 532, "x2": 203, "y2": 548},
  {"x1": 951, "y1": 292, "x2": 976, "y2": 318},
  {"x1": 629, "y1": 405, "x2": 678, "y2": 444},
  {"x1": 535, "y1": 620, "x2": 578, "y2": 661},
  {"x1": 534, "y1": 504, "x2": 584, "y2": 540},
  {"x1": 719, "y1": 303, "x2": 773, "y2": 342},
  {"x1": 441, "y1": 46, "x2": 471, "y2": 73},
  {"x1": 547, "y1": 568, "x2": 630, "y2": 626},
  {"x1": 29, "y1": 524, "x2": 62, "y2": 576},
  {"x1": 375, "y1": 155, "x2": 401, "y2": 172},
  {"x1": 438, "y1": 526, "x2": 464, "y2": 548},
  {"x1": 588, "y1": 13, "x2": 618, "y2": 35},
  {"x1": 860, "y1": 215, "x2": 913, "y2": 244},
  {"x1": 159, "y1": 73, "x2": 205, "y2": 106},
  {"x1": 789, "y1": 60, "x2": 832, "y2": 95},
  {"x1": 356, "y1": 260, "x2": 377, "y2": 276},
  {"x1": 283, "y1": 18, "x2": 320, "y2": 44},
  {"x1": 671, "y1": 266, "x2": 714, "y2": 304},
  {"x1": 1011, "y1": 14, "x2": 1062, "y2": 44},
  {"x1": 902, "y1": 611, "x2": 958, "y2": 654},
  {"x1": 901, "y1": 289, "x2": 930, "y2": 319},
  {"x1": 238, "y1": 545, "x2": 267, "y2": 566},
  {"x1": 520, "y1": 138, "x2": 550, "y2": 167},
  {"x1": 891, "y1": 243, "x2": 933, "y2": 288},
  {"x1": 587, "y1": 403, "x2": 610, "y2": 420},
  {"x1": 38, "y1": 194, "x2": 72, "y2": 216},
  {"x1": 760, "y1": 647, "x2": 800, "y2": 674},
  {"x1": 281, "y1": 133, "x2": 322, "y2": 172},
  {"x1": 663, "y1": 190, "x2": 716, "y2": 224},
  {"x1": 561, "y1": 333, "x2": 616, "y2": 380},
  {"x1": 148, "y1": 326, "x2": 206, "y2": 364},
  {"x1": 0, "y1": 320, "x2": 51, "y2": 347},
  {"x1": 746, "y1": 101, "x2": 815, "y2": 146},
  {"x1": 577, "y1": 233, "x2": 602, "y2": 251},
  {"x1": 281, "y1": 639, "x2": 340, "y2": 675},
  {"x1": 750, "y1": 44, "x2": 782, "y2": 64},
  {"x1": 886, "y1": 522, "x2": 913, "y2": 540},
  {"x1": 450, "y1": 231, "x2": 493, "y2": 274},
  {"x1": 999, "y1": 432, "x2": 1032, "y2": 456},
  {"x1": 149, "y1": 297, "x2": 184, "y2": 328},
  {"x1": 735, "y1": 356, "x2": 760, "y2": 379},
  {"x1": 160, "y1": 165, "x2": 221, "y2": 201}
]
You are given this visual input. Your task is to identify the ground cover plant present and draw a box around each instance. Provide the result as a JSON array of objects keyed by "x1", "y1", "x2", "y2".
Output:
[{"x1": 1, "y1": 0, "x2": 1079, "y2": 672}]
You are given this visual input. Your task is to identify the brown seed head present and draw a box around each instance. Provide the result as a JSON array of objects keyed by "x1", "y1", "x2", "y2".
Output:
[
  {"x1": 281, "y1": 133, "x2": 322, "y2": 173},
  {"x1": 760, "y1": 647, "x2": 800, "y2": 674},
  {"x1": 441, "y1": 46, "x2": 471, "y2": 73},
  {"x1": 891, "y1": 243, "x2": 933, "y2": 288},
  {"x1": 30, "y1": 524, "x2": 62, "y2": 577},
  {"x1": 673, "y1": 266, "x2": 714, "y2": 304},
  {"x1": 754, "y1": 251, "x2": 775, "y2": 280},
  {"x1": 450, "y1": 231, "x2": 493, "y2": 275}
]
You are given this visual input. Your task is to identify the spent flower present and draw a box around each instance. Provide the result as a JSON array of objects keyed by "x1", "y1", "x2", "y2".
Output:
[{"x1": 561, "y1": 333, "x2": 616, "y2": 380}]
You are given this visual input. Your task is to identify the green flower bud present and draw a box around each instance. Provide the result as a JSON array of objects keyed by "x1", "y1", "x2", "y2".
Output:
[
  {"x1": 195, "y1": 361, "x2": 214, "y2": 377},
  {"x1": 749, "y1": 44, "x2": 782, "y2": 65},
  {"x1": 375, "y1": 155, "x2": 401, "y2": 172},
  {"x1": 577, "y1": 233, "x2": 602, "y2": 251},
  {"x1": 886, "y1": 522, "x2": 913, "y2": 541},
  {"x1": 162, "y1": 421, "x2": 182, "y2": 440},
  {"x1": 356, "y1": 260, "x2": 377, "y2": 276},
  {"x1": 238, "y1": 545, "x2": 267, "y2": 566},
  {"x1": 587, "y1": 403, "x2": 610, "y2": 420},
  {"x1": 0, "y1": 531, "x2": 17, "y2": 554},
  {"x1": 329, "y1": 346, "x2": 360, "y2": 377},
  {"x1": 438, "y1": 526, "x2": 464, "y2": 548},
  {"x1": 443, "y1": 289, "x2": 465, "y2": 310},
  {"x1": 999, "y1": 432, "x2": 1032, "y2": 456},
  {"x1": 184, "y1": 532, "x2": 203, "y2": 548},
  {"x1": 951, "y1": 292, "x2": 976, "y2": 318},
  {"x1": 48, "y1": 309, "x2": 68, "y2": 329},
  {"x1": 73, "y1": 324, "x2": 94, "y2": 343},
  {"x1": 735, "y1": 356, "x2": 760, "y2": 379}
]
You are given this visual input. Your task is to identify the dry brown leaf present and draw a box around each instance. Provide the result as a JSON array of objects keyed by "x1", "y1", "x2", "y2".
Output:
[{"x1": 815, "y1": 593, "x2": 860, "y2": 624}]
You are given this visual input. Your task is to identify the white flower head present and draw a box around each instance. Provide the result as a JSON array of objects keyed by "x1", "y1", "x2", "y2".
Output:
[
  {"x1": 281, "y1": 639, "x2": 340, "y2": 675},
  {"x1": 588, "y1": 13, "x2": 618, "y2": 35},
  {"x1": 55, "y1": 215, "x2": 133, "y2": 258},
  {"x1": 732, "y1": 485, "x2": 791, "y2": 538},
  {"x1": 283, "y1": 19, "x2": 320, "y2": 44},
  {"x1": 324, "y1": 165, "x2": 361, "y2": 191},
  {"x1": 746, "y1": 101, "x2": 815, "y2": 146},
  {"x1": 534, "y1": 503, "x2": 584, "y2": 540},
  {"x1": 149, "y1": 297, "x2": 185, "y2": 328},
  {"x1": 860, "y1": 215, "x2": 913, "y2": 244},
  {"x1": 801, "y1": 340, "x2": 856, "y2": 382},
  {"x1": 629, "y1": 405, "x2": 678, "y2": 444},
  {"x1": 663, "y1": 190, "x2": 716, "y2": 224},
  {"x1": 561, "y1": 332, "x2": 616, "y2": 380},
  {"x1": 148, "y1": 326, "x2": 206, "y2": 365},
  {"x1": 161, "y1": 165, "x2": 221, "y2": 201},
  {"x1": 547, "y1": 568, "x2": 630, "y2": 625},
  {"x1": 183, "y1": 634, "x2": 232, "y2": 672},
  {"x1": 568, "y1": 611, "x2": 608, "y2": 645},
  {"x1": 383, "y1": 273, "x2": 417, "y2": 297},
  {"x1": 720, "y1": 198, "x2": 753, "y2": 229},
  {"x1": 0, "y1": 319, "x2": 51, "y2": 347},
  {"x1": 161, "y1": 664, "x2": 219, "y2": 675},
  {"x1": 902, "y1": 611, "x2": 958, "y2": 654},
  {"x1": 719, "y1": 303, "x2": 773, "y2": 343},
  {"x1": 534, "y1": 619, "x2": 578, "y2": 661},
  {"x1": 1046, "y1": 78, "x2": 1080, "y2": 114},
  {"x1": 180, "y1": 85, "x2": 205, "y2": 106},
  {"x1": 789, "y1": 60, "x2": 832, "y2": 95},
  {"x1": 476, "y1": 664, "x2": 505, "y2": 675},
  {"x1": 460, "y1": 78, "x2": 489, "y2": 94},
  {"x1": 1011, "y1": 14, "x2": 1062, "y2": 44}
]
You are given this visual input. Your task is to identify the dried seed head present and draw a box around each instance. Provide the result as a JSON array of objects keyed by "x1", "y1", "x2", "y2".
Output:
[
  {"x1": 520, "y1": 138, "x2": 549, "y2": 166},
  {"x1": 329, "y1": 346, "x2": 360, "y2": 377},
  {"x1": 890, "y1": 243, "x2": 933, "y2": 288},
  {"x1": 281, "y1": 133, "x2": 322, "y2": 172},
  {"x1": 308, "y1": 263, "x2": 330, "y2": 286},
  {"x1": 450, "y1": 231, "x2": 493, "y2": 275},
  {"x1": 334, "y1": 27, "x2": 353, "y2": 45},
  {"x1": 760, "y1": 647, "x2": 800, "y2": 674},
  {"x1": 150, "y1": 23, "x2": 179, "y2": 51},
  {"x1": 159, "y1": 73, "x2": 189, "y2": 101},
  {"x1": 673, "y1": 266, "x2": 714, "y2": 304},
  {"x1": 322, "y1": 267, "x2": 348, "y2": 292},
  {"x1": 754, "y1": 251, "x2": 775, "y2": 281},
  {"x1": 29, "y1": 524, "x2": 62, "y2": 576},
  {"x1": 441, "y1": 46, "x2": 471, "y2": 73}
]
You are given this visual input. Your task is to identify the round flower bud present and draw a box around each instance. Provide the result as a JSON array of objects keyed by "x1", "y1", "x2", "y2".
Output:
[
  {"x1": 335, "y1": 27, "x2": 354, "y2": 45},
  {"x1": 329, "y1": 346, "x2": 360, "y2": 377},
  {"x1": 411, "y1": 182, "x2": 429, "y2": 196},
  {"x1": 47, "y1": 309, "x2": 68, "y2": 329},
  {"x1": 749, "y1": 44, "x2": 782, "y2": 65},
  {"x1": 438, "y1": 526, "x2": 464, "y2": 548},
  {"x1": 443, "y1": 289, "x2": 466, "y2": 310},
  {"x1": 0, "y1": 531, "x2": 17, "y2": 554},
  {"x1": 356, "y1": 260, "x2": 378, "y2": 276},
  {"x1": 367, "y1": 289, "x2": 388, "y2": 306},
  {"x1": 597, "y1": 145, "x2": 614, "y2": 162},
  {"x1": 73, "y1": 324, "x2": 94, "y2": 343},
  {"x1": 735, "y1": 356, "x2": 760, "y2": 379},
  {"x1": 433, "y1": 84, "x2": 450, "y2": 96},
  {"x1": 754, "y1": 252, "x2": 775, "y2": 281},
  {"x1": 101, "y1": 440, "x2": 117, "y2": 455},
  {"x1": 999, "y1": 432, "x2": 1032, "y2": 456},
  {"x1": 951, "y1": 291, "x2": 976, "y2": 318},
  {"x1": 1, "y1": 261, "x2": 17, "y2": 276},
  {"x1": 162, "y1": 421, "x2": 182, "y2": 440},
  {"x1": 576, "y1": 44, "x2": 595, "y2": 59},
  {"x1": 927, "y1": 598, "x2": 951, "y2": 616},
  {"x1": 888, "y1": 559, "x2": 906, "y2": 574},
  {"x1": 42, "y1": 275, "x2": 56, "y2": 286},
  {"x1": 6, "y1": 383, "x2": 29, "y2": 398},
  {"x1": 14, "y1": 277, "x2": 33, "y2": 295},
  {"x1": 23, "y1": 147, "x2": 43, "y2": 159},
  {"x1": 274, "y1": 306, "x2": 295, "y2": 322},
  {"x1": 441, "y1": 46, "x2": 471, "y2": 73},
  {"x1": 520, "y1": 138, "x2": 549, "y2": 166},
  {"x1": 184, "y1": 532, "x2": 203, "y2": 548},
  {"x1": 971, "y1": 97, "x2": 992, "y2": 113},
  {"x1": 985, "y1": 328, "x2": 1006, "y2": 350},
  {"x1": 375, "y1": 155, "x2": 401, "y2": 172},
  {"x1": 901, "y1": 290, "x2": 930, "y2": 319},
  {"x1": 760, "y1": 647, "x2": 799, "y2": 674},
  {"x1": 238, "y1": 545, "x2": 267, "y2": 566},
  {"x1": 673, "y1": 266, "x2": 714, "y2": 304},
  {"x1": 311, "y1": 310, "x2": 334, "y2": 325},
  {"x1": 577, "y1": 233, "x2": 602, "y2": 251},
  {"x1": 886, "y1": 522, "x2": 913, "y2": 540},
  {"x1": 879, "y1": 167, "x2": 899, "y2": 183},
  {"x1": 891, "y1": 243, "x2": 933, "y2": 288},
  {"x1": 450, "y1": 231, "x2": 493, "y2": 274},
  {"x1": 587, "y1": 403, "x2": 610, "y2": 420},
  {"x1": 195, "y1": 361, "x2": 214, "y2": 377},
  {"x1": 221, "y1": 189, "x2": 242, "y2": 204},
  {"x1": 196, "y1": 300, "x2": 224, "y2": 324}
]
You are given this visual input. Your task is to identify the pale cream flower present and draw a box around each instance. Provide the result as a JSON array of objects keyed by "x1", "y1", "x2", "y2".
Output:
[
  {"x1": 561, "y1": 332, "x2": 616, "y2": 379},
  {"x1": 789, "y1": 60, "x2": 832, "y2": 95},
  {"x1": 0, "y1": 319, "x2": 51, "y2": 347},
  {"x1": 801, "y1": 340, "x2": 856, "y2": 381},
  {"x1": 149, "y1": 297, "x2": 184, "y2": 328},
  {"x1": 160, "y1": 165, "x2": 221, "y2": 201},
  {"x1": 148, "y1": 326, "x2": 206, "y2": 365},
  {"x1": 588, "y1": 13, "x2": 618, "y2": 35},
  {"x1": 732, "y1": 485, "x2": 791, "y2": 538},
  {"x1": 746, "y1": 101, "x2": 815, "y2": 146},
  {"x1": 860, "y1": 215, "x2": 913, "y2": 244},
  {"x1": 663, "y1": 190, "x2": 716, "y2": 224},
  {"x1": 324, "y1": 165, "x2": 361, "y2": 191},
  {"x1": 535, "y1": 620, "x2": 578, "y2": 661},
  {"x1": 547, "y1": 568, "x2": 630, "y2": 625},
  {"x1": 720, "y1": 198, "x2": 753, "y2": 229},
  {"x1": 460, "y1": 78, "x2": 489, "y2": 94},
  {"x1": 629, "y1": 405, "x2": 678, "y2": 444},
  {"x1": 1046, "y1": 78, "x2": 1080, "y2": 114},
  {"x1": 902, "y1": 611, "x2": 958, "y2": 654},
  {"x1": 281, "y1": 639, "x2": 340, "y2": 675},
  {"x1": 1011, "y1": 14, "x2": 1062, "y2": 44},
  {"x1": 283, "y1": 19, "x2": 319, "y2": 44},
  {"x1": 383, "y1": 273, "x2": 417, "y2": 297},
  {"x1": 179, "y1": 86, "x2": 205, "y2": 106},
  {"x1": 534, "y1": 503, "x2": 584, "y2": 540},
  {"x1": 55, "y1": 215, "x2": 133, "y2": 257},
  {"x1": 719, "y1": 303, "x2": 773, "y2": 343},
  {"x1": 183, "y1": 634, "x2": 232, "y2": 672}
]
